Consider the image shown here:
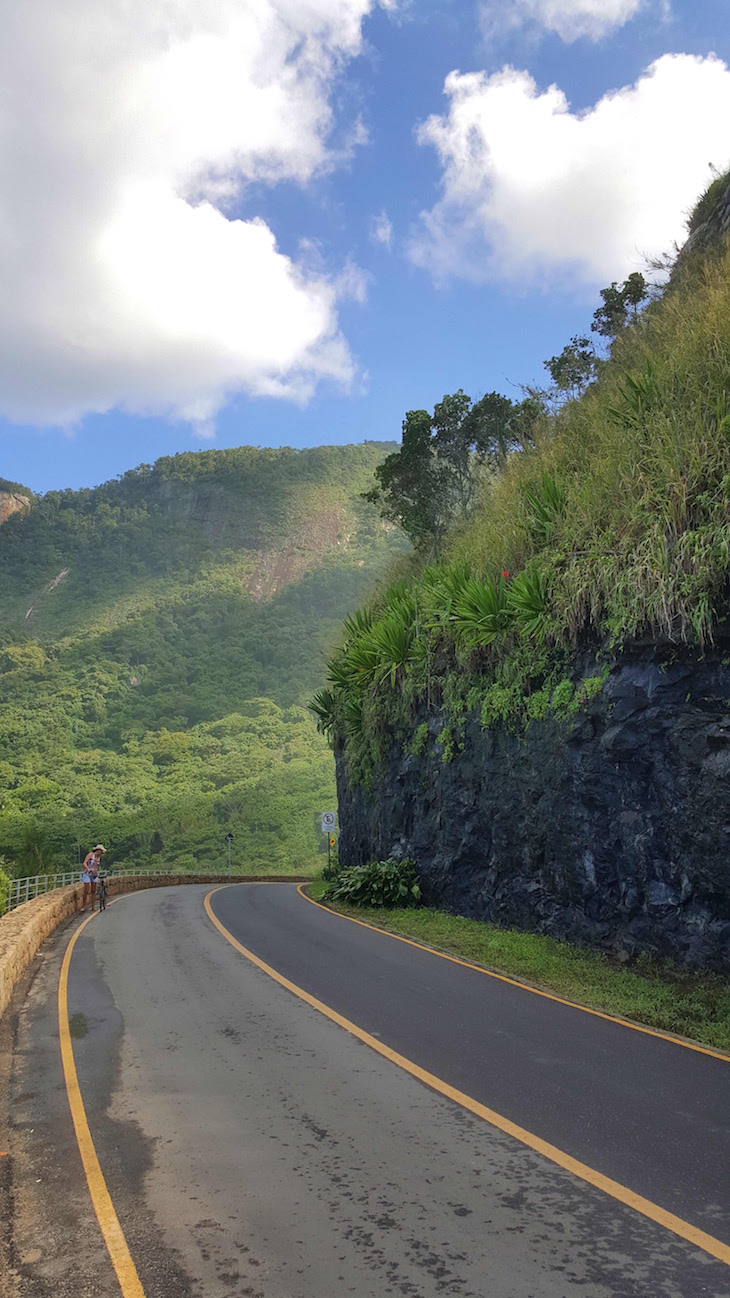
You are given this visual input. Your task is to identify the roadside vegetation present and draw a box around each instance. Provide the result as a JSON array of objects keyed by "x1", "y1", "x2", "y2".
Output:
[
  {"x1": 312, "y1": 176, "x2": 730, "y2": 787},
  {"x1": 323, "y1": 856, "x2": 421, "y2": 908},
  {"x1": 309, "y1": 881, "x2": 730, "y2": 1053}
]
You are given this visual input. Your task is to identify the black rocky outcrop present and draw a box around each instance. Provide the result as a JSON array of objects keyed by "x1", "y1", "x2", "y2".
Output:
[{"x1": 336, "y1": 643, "x2": 730, "y2": 969}]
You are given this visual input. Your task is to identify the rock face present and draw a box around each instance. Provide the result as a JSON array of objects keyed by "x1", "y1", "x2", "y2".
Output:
[
  {"x1": 0, "y1": 491, "x2": 31, "y2": 527},
  {"x1": 681, "y1": 171, "x2": 730, "y2": 257},
  {"x1": 336, "y1": 643, "x2": 730, "y2": 969}
]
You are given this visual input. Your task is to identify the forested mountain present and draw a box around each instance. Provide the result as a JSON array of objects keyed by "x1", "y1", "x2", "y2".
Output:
[{"x1": 0, "y1": 443, "x2": 402, "y2": 876}]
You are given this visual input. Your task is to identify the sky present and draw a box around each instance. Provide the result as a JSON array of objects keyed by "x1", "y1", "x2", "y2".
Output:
[{"x1": 1, "y1": 0, "x2": 729, "y2": 494}]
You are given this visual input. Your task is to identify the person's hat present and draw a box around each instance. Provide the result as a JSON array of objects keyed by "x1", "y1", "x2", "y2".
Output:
[{"x1": 94, "y1": 844, "x2": 107, "y2": 852}]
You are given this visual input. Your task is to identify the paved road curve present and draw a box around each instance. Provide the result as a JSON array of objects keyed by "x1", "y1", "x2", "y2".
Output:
[{"x1": 7, "y1": 882, "x2": 730, "y2": 1298}]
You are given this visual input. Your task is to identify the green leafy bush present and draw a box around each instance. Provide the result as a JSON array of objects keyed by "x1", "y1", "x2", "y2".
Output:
[
  {"x1": 324, "y1": 857, "x2": 421, "y2": 908},
  {"x1": 0, "y1": 863, "x2": 10, "y2": 917}
]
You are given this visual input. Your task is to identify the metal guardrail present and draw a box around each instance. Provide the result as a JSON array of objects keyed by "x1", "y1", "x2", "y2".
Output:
[{"x1": 4, "y1": 866, "x2": 249, "y2": 914}]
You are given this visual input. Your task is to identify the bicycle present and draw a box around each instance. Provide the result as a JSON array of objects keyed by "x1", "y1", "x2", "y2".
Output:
[{"x1": 97, "y1": 871, "x2": 110, "y2": 912}]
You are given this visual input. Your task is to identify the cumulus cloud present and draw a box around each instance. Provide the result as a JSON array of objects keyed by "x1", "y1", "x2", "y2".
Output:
[
  {"x1": 0, "y1": 0, "x2": 383, "y2": 432},
  {"x1": 479, "y1": 0, "x2": 646, "y2": 44},
  {"x1": 410, "y1": 54, "x2": 730, "y2": 287},
  {"x1": 370, "y1": 211, "x2": 394, "y2": 249}
]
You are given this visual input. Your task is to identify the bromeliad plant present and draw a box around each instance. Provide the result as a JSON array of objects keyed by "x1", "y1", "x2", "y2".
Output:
[
  {"x1": 507, "y1": 565, "x2": 548, "y2": 639},
  {"x1": 449, "y1": 571, "x2": 512, "y2": 647},
  {"x1": 310, "y1": 558, "x2": 554, "y2": 743}
]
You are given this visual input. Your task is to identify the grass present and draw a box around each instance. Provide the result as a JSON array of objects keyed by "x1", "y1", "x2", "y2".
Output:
[
  {"x1": 323, "y1": 229, "x2": 730, "y2": 764},
  {"x1": 686, "y1": 168, "x2": 730, "y2": 235},
  {"x1": 449, "y1": 241, "x2": 730, "y2": 649},
  {"x1": 308, "y1": 881, "x2": 730, "y2": 1054}
]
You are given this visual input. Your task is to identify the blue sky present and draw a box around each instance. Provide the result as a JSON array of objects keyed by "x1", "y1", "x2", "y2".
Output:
[{"x1": 1, "y1": 0, "x2": 729, "y2": 494}]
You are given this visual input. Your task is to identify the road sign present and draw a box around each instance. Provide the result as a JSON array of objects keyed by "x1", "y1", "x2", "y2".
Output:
[
  {"x1": 329, "y1": 836, "x2": 337, "y2": 848},
  {"x1": 321, "y1": 811, "x2": 336, "y2": 833}
]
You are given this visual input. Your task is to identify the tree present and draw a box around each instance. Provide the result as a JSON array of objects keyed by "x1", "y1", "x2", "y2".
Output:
[
  {"x1": 592, "y1": 273, "x2": 648, "y2": 339},
  {"x1": 623, "y1": 271, "x2": 649, "y2": 321},
  {"x1": 365, "y1": 390, "x2": 542, "y2": 551},
  {"x1": 432, "y1": 389, "x2": 484, "y2": 516},
  {"x1": 363, "y1": 409, "x2": 448, "y2": 550},
  {"x1": 545, "y1": 335, "x2": 598, "y2": 397}
]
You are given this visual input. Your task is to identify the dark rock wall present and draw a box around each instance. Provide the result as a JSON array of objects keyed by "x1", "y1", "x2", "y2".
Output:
[{"x1": 336, "y1": 645, "x2": 730, "y2": 969}]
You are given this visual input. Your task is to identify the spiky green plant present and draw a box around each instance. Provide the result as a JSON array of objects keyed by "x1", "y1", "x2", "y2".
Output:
[
  {"x1": 309, "y1": 687, "x2": 337, "y2": 735},
  {"x1": 523, "y1": 472, "x2": 567, "y2": 545},
  {"x1": 507, "y1": 566, "x2": 548, "y2": 638},
  {"x1": 370, "y1": 609, "x2": 415, "y2": 687},
  {"x1": 342, "y1": 608, "x2": 374, "y2": 642},
  {"x1": 450, "y1": 573, "x2": 512, "y2": 647},
  {"x1": 607, "y1": 359, "x2": 659, "y2": 430}
]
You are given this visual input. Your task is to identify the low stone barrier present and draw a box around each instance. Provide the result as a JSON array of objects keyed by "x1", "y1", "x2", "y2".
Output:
[{"x1": 0, "y1": 873, "x2": 312, "y2": 1021}]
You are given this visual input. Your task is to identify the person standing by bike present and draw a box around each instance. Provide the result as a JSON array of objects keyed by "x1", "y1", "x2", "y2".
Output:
[{"x1": 80, "y1": 844, "x2": 106, "y2": 913}]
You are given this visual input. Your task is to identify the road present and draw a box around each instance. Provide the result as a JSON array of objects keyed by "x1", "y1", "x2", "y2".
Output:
[{"x1": 4, "y1": 882, "x2": 730, "y2": 1298}]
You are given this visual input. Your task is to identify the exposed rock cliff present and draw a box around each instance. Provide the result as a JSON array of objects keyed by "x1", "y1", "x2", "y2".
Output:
[
  {"x1": 336, "y1": 641, "x2": 730, "y2": 969},
  {"x1": 0, "y1": 490, "x2": 31, "y2": 527}
]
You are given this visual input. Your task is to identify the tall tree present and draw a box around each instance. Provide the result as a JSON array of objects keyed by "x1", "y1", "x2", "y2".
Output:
[
  {"x1": 592, "y1": 273, "x2": 648, "y2": 339},
  {"x1": 365, "y1": 390, "x2": 541, "y2": 551},
  {"x1": 545, "y1": 335, "x2": 598, "y2": 397},
  {"x1": 363, "y1": 410, "x2": 448, "y2": 549}
]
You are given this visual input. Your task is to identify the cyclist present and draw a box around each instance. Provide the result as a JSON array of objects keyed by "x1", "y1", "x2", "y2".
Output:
[{"x1": 80, "y1": 844, "x2": 106, "y2": 913}]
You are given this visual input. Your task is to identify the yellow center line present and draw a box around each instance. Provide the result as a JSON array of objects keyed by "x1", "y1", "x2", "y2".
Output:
[
  {"x1": 205, "y1": 886, "x2": 730, "y2": 1268},
  {"x1": 296, "y1": 884, "x2": 730, "y2": 1062},
  {"x1": 59, "y1": 911, "x2": 147, "y2": 1298}
]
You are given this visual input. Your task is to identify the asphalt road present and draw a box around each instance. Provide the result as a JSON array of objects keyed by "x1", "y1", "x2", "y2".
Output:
[{"x1": 5, "y1": 882, "x2": 730, "y2": 1298}]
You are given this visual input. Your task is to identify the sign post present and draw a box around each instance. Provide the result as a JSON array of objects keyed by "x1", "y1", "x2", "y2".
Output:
[
  {"x1": 225, "y1": 832, "x2": 233, "y2": 875},
  {"x1": 321, "y1": 812, "x2": 336, "y2": 875}
]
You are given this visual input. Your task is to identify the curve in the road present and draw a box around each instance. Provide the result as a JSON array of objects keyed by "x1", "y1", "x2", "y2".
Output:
[
  {"x1": 297, "y1": 885, "x2": 729, "y2": 1063},
  {"x1": 205, "y1": 885, "x2": 730, "y2": 1269}
]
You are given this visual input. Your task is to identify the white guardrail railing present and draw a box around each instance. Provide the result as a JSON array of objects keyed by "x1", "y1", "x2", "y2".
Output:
[{"x1": 5, "y1": 866, "x2": 247, "y2": 914}]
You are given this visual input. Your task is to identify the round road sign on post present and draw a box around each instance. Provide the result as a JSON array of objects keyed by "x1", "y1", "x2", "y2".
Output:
[{"x1": 321, "y1": 811, "x2": 336, "y2": 834}]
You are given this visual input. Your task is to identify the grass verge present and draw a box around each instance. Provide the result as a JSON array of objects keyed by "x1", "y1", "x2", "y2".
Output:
[{"x1": 307, "y1": 880, "x2": 730, "y2": 1054}]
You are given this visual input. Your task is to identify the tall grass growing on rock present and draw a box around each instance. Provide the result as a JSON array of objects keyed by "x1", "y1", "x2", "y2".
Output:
[{"x1": 315, "y1": 229, "x2": 730, "y2": 778}]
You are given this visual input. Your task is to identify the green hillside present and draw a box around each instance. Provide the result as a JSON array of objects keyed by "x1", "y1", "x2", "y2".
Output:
[
  {"x1": 319, "y1": 178, "x2": 730, "y2": 779},
  {"x1": 0, "y1": 443, "x2": 403, "y2": 876}
]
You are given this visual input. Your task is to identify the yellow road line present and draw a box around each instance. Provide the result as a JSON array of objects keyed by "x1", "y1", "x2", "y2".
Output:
[
  {"x1": 59, "y1": 912, "x2": 147, "y2": 1298},
  {"x1": 296, "y1": 885, "x2": 730, "y2": 1062},
  {"x1": 206, "y1": 886, "x2": 730, "y2": 1268}
]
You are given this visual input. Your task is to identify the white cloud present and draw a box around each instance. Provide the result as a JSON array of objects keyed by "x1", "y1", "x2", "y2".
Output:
[
  {"x1": 0, "y1": 0, "x2": 384, "y2": 433},
  {"x1": 479, "y1": 0, "x2": 646, "y2": 44},
  {"x1": 370, "y1": 210, "x2": 394, "y2": 249},
  {"x1": 410, "y1": 54, "x2": 730, "y2": 287}
]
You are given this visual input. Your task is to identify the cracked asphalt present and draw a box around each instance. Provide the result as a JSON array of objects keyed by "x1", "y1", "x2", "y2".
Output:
[{"x1": 3, "y1": 883, "x2": 729, "y2": 1297}]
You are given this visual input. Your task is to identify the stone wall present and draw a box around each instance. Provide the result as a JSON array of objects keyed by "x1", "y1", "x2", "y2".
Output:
[
  {"x1": 336, "y1": 644, "x2": 730, "y2": 969},
  {"x1": 0, "y1": 874, "x2": 311, "y2": 1020}
]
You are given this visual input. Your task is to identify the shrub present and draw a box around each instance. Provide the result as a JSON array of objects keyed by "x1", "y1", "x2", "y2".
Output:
[
  {"x1": 0, "y1": 863, "x2": 10, "y2": 917},
  {"x1": 324, "y1": 857, "x2": 421, "y2": 908}
]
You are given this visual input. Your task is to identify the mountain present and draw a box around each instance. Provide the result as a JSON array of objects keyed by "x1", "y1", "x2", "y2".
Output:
[{"x1": 0, "y1": 443, "x2": 403, "y2": 876}]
